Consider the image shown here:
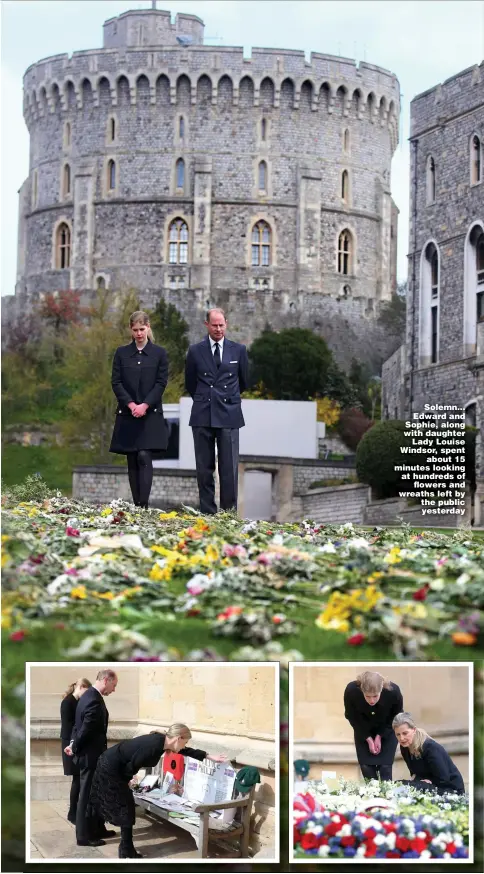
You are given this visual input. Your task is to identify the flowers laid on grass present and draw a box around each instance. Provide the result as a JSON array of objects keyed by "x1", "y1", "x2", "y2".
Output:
[
  {"x1": 294, "y1": 780, "x2": 469, "y2": 859},
  {"x1": 1, "y1": 496, "x2": 483, "y2": 660}
]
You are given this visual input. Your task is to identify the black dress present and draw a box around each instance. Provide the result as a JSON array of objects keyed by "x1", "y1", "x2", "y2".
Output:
[
  {"x1": 400, "y1": 738, "x2": 465, "y2": 794},
  {"x1": 60, "y1": 694, "x2": 79, "y2": 777},
  {"x1": 109, "y1": 339, "x2": 169, "y2": 455},
  {"x1": 89, "y1": 733, "x2": 207, "y2": 827},
  {"x1": 344, "y1": 681, "x2": 403, "y2": 771}
]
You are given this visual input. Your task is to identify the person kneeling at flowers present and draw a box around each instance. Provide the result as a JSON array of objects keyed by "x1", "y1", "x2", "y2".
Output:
[
  {"x1": 392, "y1": 712, "x2": 465, "y2": 795},
  {"x1": 87, "y1": 723, "x2": 227, "y2": 858},
  {"x1": 344, "y1": 670, "x2": 403, "y2": 781}
]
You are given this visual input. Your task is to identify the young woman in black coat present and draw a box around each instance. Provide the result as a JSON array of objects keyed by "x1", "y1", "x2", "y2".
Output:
[
  {"x1": 60, "y1": 678, "x2": 92, "y2": 823},
  {"x1": 110, "y1": 311, "x2": 169, "y2": 508},
  {"x1": 393, "y1": 712, "x2": 465, "y2": 795},
  {"x1": 344, "y1": 670, "x2": 404, "y2": 781},
  {"x1": 88, "y1": 722, "x2": 227, "y2": 858}
]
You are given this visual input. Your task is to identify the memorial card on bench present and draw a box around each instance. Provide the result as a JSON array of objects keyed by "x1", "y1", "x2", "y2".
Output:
[{"x1": 183, "y1": 759, "x2": 237, "y2": 821}]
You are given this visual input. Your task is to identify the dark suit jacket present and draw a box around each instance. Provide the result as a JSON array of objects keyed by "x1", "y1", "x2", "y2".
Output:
[
  {"x1": 101, "y1": 733, "x2": 207, "y2": 780},
  {"x1": 400, "y1": 738, "x2": 465, "y2": 793},
  {"x1": 60, "y1": 693, "x2": 79, "y2": 776},
  {"x1": 112, "y1": 340, "x2": 168, "y2": 410},
  {"x1": 344, "y1": 681, "x2": 404, "y2": 742},
  {"x1": 71, "y1": 686, "x2": 109, "y2": 770},
  {"x1": 185, "y1": 337, "x2": 249, "y2": 428}
]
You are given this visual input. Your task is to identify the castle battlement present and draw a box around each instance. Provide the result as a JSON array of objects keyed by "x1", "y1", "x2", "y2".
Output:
[{"x1": 410, "y1": 61, "x2": 483, "y2": 138}]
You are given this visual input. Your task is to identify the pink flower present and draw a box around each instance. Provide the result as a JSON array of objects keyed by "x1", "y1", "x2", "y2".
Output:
[
  {"x1": 347, "y1": 633, "x2": 366, "y2": 646},
  {"x1": 66, "y1": 527, "x2": 80, "y2": 537},
  {"x1": 10, "y1": 630, "x2": 27, "y2": 641},
  {"x1": 187, "y1": 581, "x2": 204, "y2": 596},
  {"x1": 66, "y1": 568, "x2": 79, "y2": 576}
]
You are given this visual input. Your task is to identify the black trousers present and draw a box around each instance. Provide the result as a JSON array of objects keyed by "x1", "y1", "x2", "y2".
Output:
[
  {"x1": 76, "y1": 766, "x2": 106, "y2": 842},
  {"x1": 360, "y1": 763, "x2": 393, "y2": 781},
  {"x1": 192, "y1": 427, "x2": 239, "y2": 514},
  {"x1": 127, "y1": 450, "x2": 153, "y2": 507},
  {"x1": 68, "y1": 774, "x2": 80, "y2": 818}
]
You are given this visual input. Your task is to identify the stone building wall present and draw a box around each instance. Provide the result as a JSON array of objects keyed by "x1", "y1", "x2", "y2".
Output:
[
  {"x1": 11, "y1": 7, "x2": 402, "y2": 371},
  {"x1": 292, "y1": 664, "x2": 470, "y2": 785},
  {"x1": 300, "y1": 482, "x2": 369, "y2": 524}
]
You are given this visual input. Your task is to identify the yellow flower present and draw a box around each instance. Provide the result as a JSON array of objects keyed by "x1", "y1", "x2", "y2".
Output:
[
  {"x1": 205, "y1": 544, "x2": 219, "y2": 562},
  {"x1": 1, "y1": 550, "x2": 11, "y2": 568},
  {"x1": 403, "y1": 602, "x2": 428, "y2": 619},
  {"x1": 384, "y1": 547, "x2": 402, "y2": 565},
  {"x1": 100, "y1": 553, "x2": 118, "y2": 562},
  {"x1": 70, "y1": 585, "x2": 87, "y2": 599},
  {"x1": 159, "y1": 511, "x2": 178, "y2": 520},
  {"x1": 151, "y1": 545, "x2": 175, "y2": 557},
  {"x1": 92, "y1": 591, "x2": 115, "y2": 600},
  {"x1": 1, "y1": 607, "x2": 12, "y2": 629},
  {"x1": 100, "y1": 507, "x2": 113, "y2": 516},
  {"x1": 367, "y1": 571, "x2": 383, "y2": 583},
  {"x1": 1, "y1": 535, "x2": 11, "y2": 542},
  {"x1": 28, "y1": 507, "x2": 39, "y2": 517},
  {"x1": 149, "y1": 563, "x2": 171, "y2": 581}
]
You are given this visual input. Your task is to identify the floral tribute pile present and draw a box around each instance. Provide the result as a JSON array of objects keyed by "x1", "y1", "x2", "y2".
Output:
[
  {"x1": 2, "y1": 495, "x2": 484, "y2": 661},
  {"x1": 294, "y1": 779, "x2": 469, "y2": 859}
]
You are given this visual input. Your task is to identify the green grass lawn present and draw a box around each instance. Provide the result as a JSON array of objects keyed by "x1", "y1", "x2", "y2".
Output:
[{"x1": 1, "y1": 444, "x2": 124, "y2": 494}]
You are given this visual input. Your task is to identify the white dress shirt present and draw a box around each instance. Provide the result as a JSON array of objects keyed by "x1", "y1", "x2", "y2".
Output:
[{"x1": 209, "y1": 337, "x2": 224, "y2": 359}]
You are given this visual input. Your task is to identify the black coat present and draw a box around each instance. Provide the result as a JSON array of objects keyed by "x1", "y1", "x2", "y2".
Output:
[
  {"x1": 71, "y1": 686, "x2": 109, "y2": 770},
  {"x1": 344, "y1": 681, "x2": 403, "y2": 767},
  {"x1": 109, "y1": 339, "x2": 169, "y2": 454},
  {"x1": 185, "y1": 337, "x2": 249, "y2": 429},
  {"x1": 400, "y1": 738, "x2": 465, "y2": 794},
  {"x1": 60, "y1": 694, "x2": 79, "y2": 776},
  {"x1": 89, "y1": 733, "x2": 207, "y2": 827}
]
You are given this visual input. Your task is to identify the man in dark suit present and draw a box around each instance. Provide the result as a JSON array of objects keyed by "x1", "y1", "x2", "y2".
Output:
[
  {"x1": 185, "y1": 308, "x2": 249, "y2": 514},
  {"x1": 64, "y1": 669, "x2": 118, "y2": 847}
]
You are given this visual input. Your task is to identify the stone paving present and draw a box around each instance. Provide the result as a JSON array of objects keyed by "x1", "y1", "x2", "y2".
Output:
[{"x1": 29, "y1": 800, "x2": 239, "y2": 861}]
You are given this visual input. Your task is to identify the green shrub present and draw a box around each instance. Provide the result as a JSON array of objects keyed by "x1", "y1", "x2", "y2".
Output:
[
  {"x1": 1, "y1": 472, "x2": 58, "y2": 505},
  {"x1": 355, "y1": 420, "x2": 413, "y2": 499}
]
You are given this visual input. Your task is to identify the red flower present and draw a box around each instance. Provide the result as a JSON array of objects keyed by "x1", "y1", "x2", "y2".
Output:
[
  {"x1": 66, "y1": 527, "x2": 80, "y2": 537},
  {"x1": 10, "y1": 630, "x2": 26, "y2": 641},
  {"x1": 272, "y1": 615, "x2": 284, "y2": 624},
  {"x1": 294, "y1": 826, "x2": 301, "y2": 844},
  {"x1": 364, "y1": 840, "x2": 377, "y2": 857},
  {"x1": 396, "y1": 836, "x2": 411, "y2": 852},
  {"x1": 324, "y1": 822, "x2": 341, "y2": 837},
  {"x1": 364, "y1": 827, "x2": 377, "y2": 839},
  {"x1": 347, "y1": 633, "x2": 366, "y2": 646},
  {"x1": 300, "y1": 833, "x2": 320, "y2": 850},
  {"x1": 445, "y1": 842, "x2": 457, "y2": 855},
  {"x1": 410, "y1": 837, "x2": 428, "y2": 853},
  {"x1": 413, "y1": 584, "x2": 430, "y2": 601},
  {"x1": 386, "y1": 851, "x2": 400, "y2": 858},
  {"x1": 383, "y1": 822, "x2": 398, "y2": 834},
  {"x1": 340, "y1": 836, "x2": 356, "y2": 847}
]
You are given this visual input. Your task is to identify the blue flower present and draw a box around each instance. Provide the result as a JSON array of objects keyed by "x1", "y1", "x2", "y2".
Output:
[{"x1": 343, "y1": 848, "x2": 357, "y2": 857}]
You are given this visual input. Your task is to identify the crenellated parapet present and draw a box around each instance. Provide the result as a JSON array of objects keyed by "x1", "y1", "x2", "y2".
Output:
[
  {"x1": 23, "y1": 45, "x2": 400, "y2": 151},
  {"x1": 410, "y1": 61, "x2": 483, "y2": 138}
]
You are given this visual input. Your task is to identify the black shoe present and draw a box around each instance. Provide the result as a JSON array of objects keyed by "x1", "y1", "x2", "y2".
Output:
[
  {"x1": 119, "y1": 846, "x2": 144, "y2": 858},
  {"x1": 67, "y1": 813, "x2": 76, "y2": 825},
  {"x1": 77, "y1": 839, "x2": 106, "y2": 847},
  {"x1": 100, "y1": 829, "x2": 116, "y2": 838}
]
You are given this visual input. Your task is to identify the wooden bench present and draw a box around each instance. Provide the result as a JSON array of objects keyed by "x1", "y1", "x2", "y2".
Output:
[{"x1": 133, "y1": 762, "x2": 256, "y2": 858}]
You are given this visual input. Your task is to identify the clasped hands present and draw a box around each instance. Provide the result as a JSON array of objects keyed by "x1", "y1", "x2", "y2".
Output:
[
  {"x1": 128, "y1": 402, "x2": 149, "y2": 418},
  {"x1": 366, "y1": 735, "x2": 382, "y2": 755}
]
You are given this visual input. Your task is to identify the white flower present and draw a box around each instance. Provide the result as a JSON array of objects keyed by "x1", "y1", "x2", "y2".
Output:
[
  {"x1": 356, "y1": 846, "x2": 367, "y2": 857},
  {"x1": 318, "y1": 542, "x2": 336, "y2": 553},
  {"x1": 419, "y1": 850, "x2": 432, "y2": 859},
  {"x1": 374, "y1": 835, "x2": 386, "y2": 846},
  {"x1": 348, "y1": 537, "x2": 370, "y2": 549},
  {"x1": 455, "y1": 573, "x2": 470, "y2": 587},
  {"x1": 340, "y1": 824, "x2": 352, "y2": 836},
  {"x1": 317, "y1": 845, "x2": 330, "y2": 857},
  {"x1": 429, "y1": 579, "x2": 445, "y2": 591},
  {"x1": 271, "y1": 534, "x2": 284, "y2": 545}
]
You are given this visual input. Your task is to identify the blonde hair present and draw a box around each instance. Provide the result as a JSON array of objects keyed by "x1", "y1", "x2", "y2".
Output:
[
  {"x1": 356, "y1": 671, "x2": 393, "y2": 695},
  {"x1": 62, "y1": 678, "x2": 91, "y2": 699},
  {"x1": 166, "y1": 722, "x2": 192, "y2": 740},
  {"x1": 130, "y1": 310, "x2": 154, "y2": 342},
  {"x1": 392, "y1": 712, "x2": 432, "y2": 758}
]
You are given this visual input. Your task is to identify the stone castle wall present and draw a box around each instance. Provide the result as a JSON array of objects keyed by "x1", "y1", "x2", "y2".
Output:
[{"x1": 12, "y1": 8, "x2": 401, "y2": 370}]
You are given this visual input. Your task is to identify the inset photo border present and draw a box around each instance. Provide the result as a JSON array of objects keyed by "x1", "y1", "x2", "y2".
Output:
[
  {"x1": 26, "y1": 660, "x2": 279, "y2": 865},
  {"x1": 289, "y1": 661, "x2": 474, "y2": 864}
]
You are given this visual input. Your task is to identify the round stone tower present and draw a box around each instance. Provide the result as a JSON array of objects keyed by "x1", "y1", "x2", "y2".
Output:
[{"x1": 16, "y1": 6, "x2": 401, "y2": 367}]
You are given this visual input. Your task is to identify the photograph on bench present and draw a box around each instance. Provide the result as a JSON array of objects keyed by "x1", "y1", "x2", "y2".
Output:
[
  {"x1": 26, "y1": 661, "x2": 279, "y2": 863},
  {"x1": 290, "y1": 662, "x2": 473, "y2": 863}
]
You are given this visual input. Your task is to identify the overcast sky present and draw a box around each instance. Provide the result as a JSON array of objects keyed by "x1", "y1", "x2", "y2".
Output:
[{"x1": 1, "y1": 0, "x2": 483, "y2": 297}]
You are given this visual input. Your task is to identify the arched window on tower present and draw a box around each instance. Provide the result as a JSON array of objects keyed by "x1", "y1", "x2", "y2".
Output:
[
  {"x1": 168, "y1": 218, "x2": 189, "y2": 264},
  {"x1": 337, "y1": 229, "x2": 353, "y2": 275},
  {"x1": 430, "y1": 247, "x2": 439, "y2": 363},
  {"x1": 62, "y1": 163, "x2": 71, "y2": 198},
  {"x1": 471, "y1": 134, "x2": 482, "y2": 185},
  {"x1": 426, "y1": 156, "x2": 436, "y2": 204},
  {"x1": 476, "y1": 230, "x2": 484, "y2": 323},
  {"x1": 258, "y1": 161, "x2": 267, "y2": 192},
  {"x1": 107, "y1": 159, "x2": 116, "y2": 191},
  {"x1": 420, "y1": 242, "x2": 440, "y2": 366},
  {"x1": 55, "y1": 223, "x2": 71, "y2": 269},
  {"x1": 251, "y1": 220, "x2": 272, "y2": 266},
  {"x1": 176, "y1": 158, "x2": 185, "y2": 191},
  {"x1": 109, "y1": 117, "x2": 116, "y2": 142},
  {"x1": 341, "y1": 170, "x2": 349, "y2": 203},
  {"x1": 32, "y1": 169, "x2": 38, "y2": 208}
]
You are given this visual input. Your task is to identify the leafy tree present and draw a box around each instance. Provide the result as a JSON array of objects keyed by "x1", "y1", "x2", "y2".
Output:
[
  {"x1": 324, "y1": 359, "x2": 360, "y2": 408},
  {"x1": 149, "y1": 297, "x2": 190, "y2": 376},
  {"x1": 248, "y1": 328, "x2": 332, "y2": 401},
  {"x1": 378, "y1": 281, "x2": 407, "y2": 355},
  {"x1": 337, "y1": 407, "x2": 374, "y2": 451}
]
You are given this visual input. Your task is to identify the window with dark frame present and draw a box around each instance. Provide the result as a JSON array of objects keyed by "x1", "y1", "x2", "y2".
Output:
[
  {"x1": 477, "y1": 290, "x2": 484, "y2": 323},
  {"x1": 258, "y1": 160, "x2": 267, "y2": 192},
  {"x1": 65, "y1": 121, "x2": 71, "y2": 148},
  {"x1": 338, "y1": 230, "x2": 352, "y2": 275},
  {"x1": 108, "y1": 159, "x2": 116, "y2": 191},
  {"x1": 56, "y1": 223, "x2": 71, "y2": 269},
  {"x1": 251, "y1": 220, "x2": 271, "y2": 266},
  {"x1": 179, "y1": 116, "x2": 185, "y2": 139},
  {"x1": 110, "y1": 117, "x2": 116, "y2": 142},
  {"x1": 477, "y1": 232, "x2": 484, "y2": 284},
  {"x1": 471, "y1": 135, "x2": 481, "y2": 184},
  {"x1": 341, "y1": 169, "x2": 349, "y2": 202},
  {"x1": 168, "y1": 218, "x2": 189, "y2": 264},
  {"x1": 63, "y1": 163, "x2": 71, "y2": 197},
  {"x1": 431, "y1": 304, "x2": 438, "y2": 363},
  {"x1": 427, "y1": 156, "x2": 436, "y2": 203},
  {"x1": 261, "y1": 118, "x2": 267, "y2": 141},
  {"x1": 176, "y1": 158, "x2": 185, "y2": 189}
]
